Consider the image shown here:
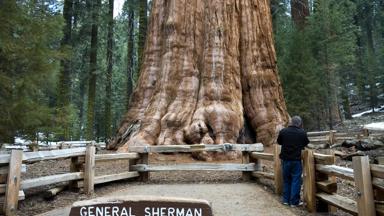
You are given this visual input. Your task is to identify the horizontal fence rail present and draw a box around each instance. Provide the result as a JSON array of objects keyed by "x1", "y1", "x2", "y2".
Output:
[
  {"x1": 316, "y1": 193, "x2": 358, "y2": 215},
  {"x1": 21, "y1": 172, "x2": 84, "y2": 190},
  {"x1": 128, "y1": 143, "x2": 264, "y2": 153},
  {"x1": 131, "y1": 163, "x2": 258, "y2": 172},
  {"x1": 250, "y1": 152, "x2": 274, "y2": 161},
  {"x1": 94, "y1": 171, "x2": 140, "y2": 185},
  {"x1": 95, "y1": 153, "x2": 139, "y2": 162},
  {"x1": 0, "y1": 148, "x2": 86, "y2": 164},
  {"x1": 316, "y1": 164, "x2": 354, "y2": 181}
]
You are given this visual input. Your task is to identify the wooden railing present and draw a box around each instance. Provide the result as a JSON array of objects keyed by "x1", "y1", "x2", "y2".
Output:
[
  {"x1": 2, "y1": 138, "x2": 384, "y2": 216},
  {"x1": 303, "y1": 150, "x2": 384, "y2": 216},
  {"x1": 128, "y1": 143, "x2": 264, "y2": 182},
  {"x1": 249, "y1": 145, "x2": 283, "y2": 194},
  {"x1": 0, "y1": 146, "x2": 139, "y2": 215},
  {"x1": 127, "y1": 143, "x2": 284, "y2": 194},
  {"x1": 307, "y1": 128, "x2": 383, "y2": 147}
]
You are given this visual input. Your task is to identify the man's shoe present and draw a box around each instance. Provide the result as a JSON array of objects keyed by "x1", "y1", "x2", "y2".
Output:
[
  {"x1": 290, "y1": 201, "x2": 304, "y2": 207},
  {"x1": 282, "y1": 202, "x2": 289, "y2": 206}
]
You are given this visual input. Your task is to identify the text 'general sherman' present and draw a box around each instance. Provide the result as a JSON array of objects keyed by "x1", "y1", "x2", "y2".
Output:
[{"x1": 78, "y1": 206, "x2": 204, "y2": 216}]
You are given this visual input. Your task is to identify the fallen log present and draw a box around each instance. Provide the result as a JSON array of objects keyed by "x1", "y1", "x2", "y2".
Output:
[
  {"x1": 44, "y1": 185, "x2": 67, "y2": 200},
  {"x1": 340, "y1": 138, "x2": 384, "y2": 151},
  {"x1": 307, "y1": 143, "x2": 329, "y2": 150},
  {"x1": 334, "y1": 151, "x2": 365, "y2": 161}
]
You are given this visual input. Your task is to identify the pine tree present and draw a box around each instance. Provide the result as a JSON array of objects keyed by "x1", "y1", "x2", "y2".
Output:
[
  {"x1": 104, "y1": 0, "x2": 114, "y2": 139},
  {"x1": 309, "y1": 0, "x2": 357, "y2": 127},
  {"x1": 0, "y1": 0, "x2": 63, "y2": 142},
  {"x1": 57, "y1": 0, "x2": 74, "y2": 140},
  {"x1": 125, "y1": 0, "x2": 135, "y2": 108},
  {"x1": 355, "y1": 0, "x2": 382, "y2": 110},
  {"x1": 86, "y1": 0, "x2": 101, "y2": 140},
  {"x1": 137, "y1": 0, "x2": 147, "y2": 73}
]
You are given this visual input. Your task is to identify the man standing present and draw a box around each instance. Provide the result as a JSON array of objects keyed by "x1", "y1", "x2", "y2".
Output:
[{"x1": 277, "y1": 116, "x2": 309, "y2": 207}]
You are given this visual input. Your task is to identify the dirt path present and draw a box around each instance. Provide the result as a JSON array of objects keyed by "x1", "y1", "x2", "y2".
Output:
[{"x1": 38, "y1": 183, "x2": 296, "y2": 216}]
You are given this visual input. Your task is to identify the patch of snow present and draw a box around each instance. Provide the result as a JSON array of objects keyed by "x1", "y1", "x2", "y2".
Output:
[
  {"x1": 352, "y1": 105, "x2": 384, "y2": 118},
  {"x1": 364, "y1": 122, "x2": 384, "y2": 131},
  {"x1": 14, "y1": 137, "x2": 31, "y2": 145}
]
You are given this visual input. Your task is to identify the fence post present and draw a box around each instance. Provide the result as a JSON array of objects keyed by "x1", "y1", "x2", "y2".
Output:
[
  {"x1": 353, "y1": 156, "x2": 376, "y2": 216},
  {"x1": 242, "y1": 151, "x2": 251, "y2": 181},
  {"x1": 84, "y1": 145, "x2": 95, "y2": 195},
  {"x1": 4, "y1": 150, "x2": 23, "y2": 216},
  {"x1": 329, "y1": 130, "x2": 335, "y2": 145},
  {"x1": 273, "y1": 144, "x2": 283, "y2": 195},
  {"x1": 69, "y1": 156, "x2": 82, "y2": 190},
  {"x1": 139, "y1": 153, "x2": 149, "y2": 182},
  {"x1": 303, "y1": 150, "x2": 316, "y2": 212}
]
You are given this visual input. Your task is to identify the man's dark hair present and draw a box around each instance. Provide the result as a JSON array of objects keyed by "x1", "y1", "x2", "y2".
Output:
[{"x1": 289, "y1": 116, "x2": 303, "y2": 128}]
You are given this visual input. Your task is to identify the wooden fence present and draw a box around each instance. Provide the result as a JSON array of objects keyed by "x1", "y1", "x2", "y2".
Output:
[
  {"x1": 307, "y1": 128, "x2": 383, "y2": 148},
  {"x1": 126, "y1": 141, "x2": 384, "y2": 216},
  {"x1": 302, "y1": 151, "x2": 384, "y2": 216},
  {"x1": 1, "y1": 135, "x2": 384, "y2": 216},
  {"x1": 0, "y1": 147, "x2": 139, "y2": 215},
  {"x1": 128, "y1": 143, "x2": 266, "y2": 183},
  {"x1": 2, "y1": 141, "x2": 106, "y2": 152}
]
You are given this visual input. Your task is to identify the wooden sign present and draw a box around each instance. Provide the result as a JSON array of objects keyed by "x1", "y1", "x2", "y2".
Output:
[{"x1": 69, "y1": 196, "x2": 213, "y2": 216}]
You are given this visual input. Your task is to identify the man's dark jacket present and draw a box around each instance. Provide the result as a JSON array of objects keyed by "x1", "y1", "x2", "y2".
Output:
[{"x1": 277, "y1": 126, "x2": 310, "y2": 161}]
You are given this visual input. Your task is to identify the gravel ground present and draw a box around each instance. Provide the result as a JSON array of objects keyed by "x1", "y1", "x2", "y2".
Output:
[{"x1": 39, "y1": 183, "x2": 299, "y2": 216}]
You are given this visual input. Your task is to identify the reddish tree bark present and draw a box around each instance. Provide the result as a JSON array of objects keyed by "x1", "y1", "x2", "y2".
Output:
[
  {"x1": 109, "y1": 0, "x2": 289, "y2": 152},
  {"x1": 291, "y1": 0, "x2": 310, "y2": 28}
]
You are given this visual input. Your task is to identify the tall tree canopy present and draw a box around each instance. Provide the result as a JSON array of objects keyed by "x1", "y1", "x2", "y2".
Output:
[{"x1": 0, "y1": 0, "x2": 63, "y2": 143}]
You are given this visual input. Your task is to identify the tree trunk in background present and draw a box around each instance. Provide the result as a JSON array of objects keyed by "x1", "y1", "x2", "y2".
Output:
[
  {"x1": 324, "y1": 43, "x2": 340, "y2": 129},
  {"x1": 364, "y1": 3, "x2": 378, "y2": 111},
  {"x1": 105, "y1": 0, "x2": 114, "y2": 139},
  {"x1": 57, "y1": 0, "x2": 73, "y2": 140},
  {"x1": 270, "y1": 0, "x2": 280, "y2": 30},
  {"x1": 78, "y1": 49, "x2": 88, "y2": 139},
  {"x1": 290, "y1": 0, "x2": 310, "y2": 28},
  {"x1": 109, "y1": 0, "x2": 289, "y2": 151},
  {"x1": 341, "y1": 88, "x2": 352, "y2": 119},
  {"x1": 77, "y1": 0, "x2": 92, "y2": 139},
  {"x1": 137, "y1": 0, "x2": 148, "y2": 71},
  {"x1": 126, "y1": 4, "x2": 135, "y2": 108},
  {"x1": 85, "y1": 0, "x2": 101, "y2": 140}
]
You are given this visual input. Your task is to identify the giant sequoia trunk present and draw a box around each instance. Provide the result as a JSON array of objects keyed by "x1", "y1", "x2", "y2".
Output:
[{"x1": 109, "y1": 0, "x2": 289, "y2": 151}]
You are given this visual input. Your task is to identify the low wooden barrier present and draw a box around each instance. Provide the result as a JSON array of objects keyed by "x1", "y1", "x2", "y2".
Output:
[
  {"x1": 303, "y1": 150, "x2": 384, "y2": 216},
  {"x1": 307, "y1": 128, "x2": 383, "y2": 149},
  {"x1": 249, "y1": 145, "x2": 283, "y2": 194},
  {"x1": 0, "y1": 146, "x2": 139, "y2": 215},
  {"x1": 3, "y1": 138, "x2": 384, "y2": 216},
  {"x1": 129, "y1": 143, "x2": 264, "y2": 183}
]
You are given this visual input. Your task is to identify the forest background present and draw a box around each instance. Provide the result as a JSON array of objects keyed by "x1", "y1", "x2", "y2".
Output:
[{"x1": 0, "y1": 0, "x2": 383, "y2": 143}]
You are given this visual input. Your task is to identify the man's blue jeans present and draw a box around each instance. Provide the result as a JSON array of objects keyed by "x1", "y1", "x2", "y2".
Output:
[{"x1": 282, "y1": 160, "x2": 302, "y2": 205}]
